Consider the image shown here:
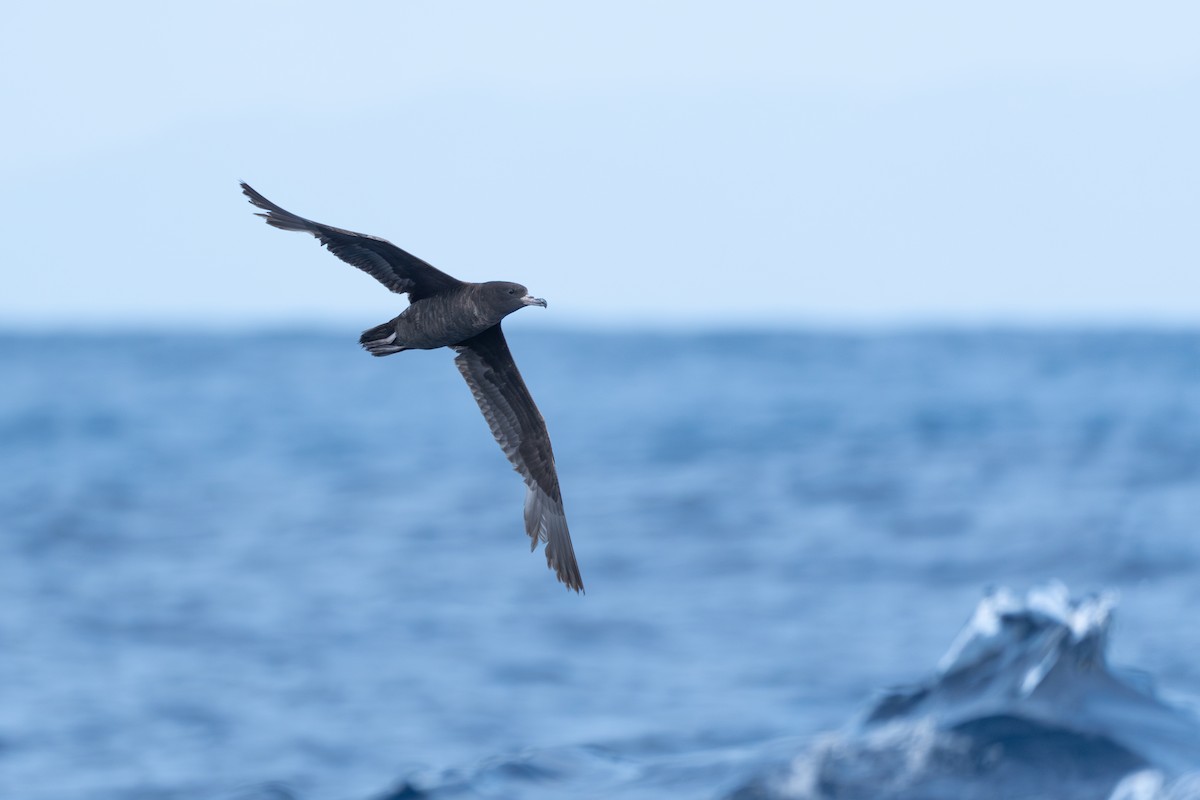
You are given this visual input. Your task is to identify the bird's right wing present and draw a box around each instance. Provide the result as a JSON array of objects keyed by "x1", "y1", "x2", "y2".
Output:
[
  {"x1": 454, "y1": 324, "x2": 584, "y2": 592},
  {"x1": 241, "y1": 182, "x2": 463, "y2": 301}
]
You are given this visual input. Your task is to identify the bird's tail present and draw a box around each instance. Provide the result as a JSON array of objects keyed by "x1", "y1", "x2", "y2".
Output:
[{"x1": 359, "y1": 320, "x2": 407, "y2": 357}]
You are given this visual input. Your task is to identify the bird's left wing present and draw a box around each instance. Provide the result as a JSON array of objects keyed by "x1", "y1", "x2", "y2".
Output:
[
  {"x1": 241, "y1": 182, "x2": 463, "y2": 301},
  {"x1": 453, "y1": 324, "x2": 584, "y2": 592}
]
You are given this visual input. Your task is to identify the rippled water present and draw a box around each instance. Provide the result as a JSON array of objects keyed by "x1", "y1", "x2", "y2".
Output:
[{"x1": 2, "y1": 329, "x2": 1199, "y2": 799}]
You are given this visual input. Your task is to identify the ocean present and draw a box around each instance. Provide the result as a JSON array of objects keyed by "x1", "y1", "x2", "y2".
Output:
[{"x1": 2, "y1": 329, "x2": 1199, "y2": 799}]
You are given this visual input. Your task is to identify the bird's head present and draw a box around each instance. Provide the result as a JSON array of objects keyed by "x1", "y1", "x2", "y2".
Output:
[{"x1": 484, "y1": 281, "x2": 548, "y2": 315}]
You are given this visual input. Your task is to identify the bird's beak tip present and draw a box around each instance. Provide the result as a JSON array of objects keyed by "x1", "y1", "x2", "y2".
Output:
[{"x1": 523, "y1": 295, "x2": 548, "y2": 308}]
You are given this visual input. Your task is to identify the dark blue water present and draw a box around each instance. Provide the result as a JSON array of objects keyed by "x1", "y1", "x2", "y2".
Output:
[{"x1": 2, "y1": 329, "x2": 1200, "y2": 799}]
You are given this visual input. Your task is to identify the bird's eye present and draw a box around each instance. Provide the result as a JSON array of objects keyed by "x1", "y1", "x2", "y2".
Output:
[{"x1": 508, "y1": 289, "x2": 515, "y2": 294}]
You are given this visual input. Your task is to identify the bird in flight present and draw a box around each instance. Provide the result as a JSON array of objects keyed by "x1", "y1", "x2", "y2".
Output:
[{"x1": 241, "y1": 182, "x2": 583, "y2": 592}]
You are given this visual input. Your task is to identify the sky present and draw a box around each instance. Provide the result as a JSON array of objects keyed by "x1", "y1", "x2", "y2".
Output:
[{"x1": 1, "y1": 1, "x2": 1198, "y2": 328}]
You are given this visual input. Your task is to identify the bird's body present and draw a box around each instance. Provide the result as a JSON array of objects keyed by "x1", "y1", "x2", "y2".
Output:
[
  {"x1": 361, "y1": 282, "x2": 535, "y2": 355},
  {"x1": 241, "y1": 182, "x2": 583, "y2": 592}
]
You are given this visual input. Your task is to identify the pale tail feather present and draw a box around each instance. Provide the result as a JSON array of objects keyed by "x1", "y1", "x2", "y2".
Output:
[{"x1": 359, "y1": 320, "x2": 406, "y2": 357}]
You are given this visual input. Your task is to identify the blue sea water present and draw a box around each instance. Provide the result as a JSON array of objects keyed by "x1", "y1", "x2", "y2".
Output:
[{"x1": 2, "y1": 329, "x2": 1200, "y2": 799}]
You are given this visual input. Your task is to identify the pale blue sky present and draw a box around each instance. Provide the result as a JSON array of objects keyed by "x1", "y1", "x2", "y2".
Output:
[{"x1": 2, "y1": 1, "x2": 1197, "y2": 327}]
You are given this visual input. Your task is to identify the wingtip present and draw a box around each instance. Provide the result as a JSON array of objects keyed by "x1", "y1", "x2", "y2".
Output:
[
  {"x1": 241, "y1": 181, "x2": 268, "y2": 206},
  {"x1": 561, "y1": 571, "x2": 585, "y2": 594},
  {"x1": 549, "y1": 547, "x2": 585, "y2": 594},
  {"x1": 240, "y1": 184, "x2": 313, "y2": 233},
  {"x1": 559, "y1": 557, "x2": 585, "y2": 593}
]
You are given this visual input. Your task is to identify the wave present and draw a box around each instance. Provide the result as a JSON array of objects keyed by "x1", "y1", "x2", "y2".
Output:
[
  {"x1": 732, "y1": 584, "x2": 1200, "y2": 800},
  {"x1": 349, "y1": 585, "x2": 1200, "y2": 800},
  {"x1": 375, "y1": 585, "x2": 1200, "y2": 800}
]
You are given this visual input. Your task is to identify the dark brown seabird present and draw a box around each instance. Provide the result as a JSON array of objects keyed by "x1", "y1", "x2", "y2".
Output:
[{"x1": 241, "y1": 182, "x2": 583, "y2": 592}]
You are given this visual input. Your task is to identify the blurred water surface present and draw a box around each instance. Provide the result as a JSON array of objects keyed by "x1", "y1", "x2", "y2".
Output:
[{"x1": 1, "y1": 329, "x2": 1199, "y2": 799}]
